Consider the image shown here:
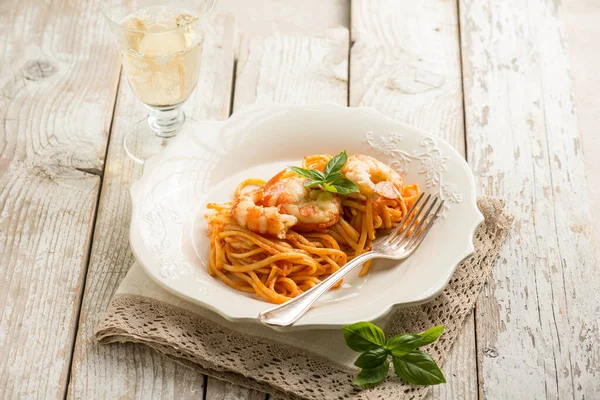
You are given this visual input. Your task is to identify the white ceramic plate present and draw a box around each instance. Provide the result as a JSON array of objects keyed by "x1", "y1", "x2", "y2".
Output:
[{"x1": 130, "y1": 104, "x2": 483, "y2": 330}]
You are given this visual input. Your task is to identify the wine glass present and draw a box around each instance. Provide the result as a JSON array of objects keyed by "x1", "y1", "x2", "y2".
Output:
[{"x1": 102, "y1": 0, "x2": 216, "y2": 163}]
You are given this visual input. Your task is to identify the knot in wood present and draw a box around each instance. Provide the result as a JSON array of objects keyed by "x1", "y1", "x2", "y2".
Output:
[
  {"x1": 483, "y1": 347, "x2": 499, "y2": 358},
  {"x1": 22, "y1": 60, "x2": 58, "y2": 81}
]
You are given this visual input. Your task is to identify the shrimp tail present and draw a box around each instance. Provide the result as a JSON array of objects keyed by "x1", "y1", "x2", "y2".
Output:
[{"x1": 374, "y1": 181, "x2": 402, "y2": 199}]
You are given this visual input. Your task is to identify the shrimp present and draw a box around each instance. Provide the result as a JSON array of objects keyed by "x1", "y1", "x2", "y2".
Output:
[
  {"x1": 342, "y1": 154, "x2": 403, "y2": 199},
  {"x1": 231, "y1": 189, "x2": 298, "y2": 239},
  {"x1": 231, "y1": 170, "x2": 342, "y2": 238},
  {"x1": 261, "y1": 171, "x2": 342, "y2": 230}
]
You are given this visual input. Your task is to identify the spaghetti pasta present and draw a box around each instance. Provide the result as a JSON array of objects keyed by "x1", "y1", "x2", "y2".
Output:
[{"x1": 205, "y1": 153, "x2": 420, "y2": 304}]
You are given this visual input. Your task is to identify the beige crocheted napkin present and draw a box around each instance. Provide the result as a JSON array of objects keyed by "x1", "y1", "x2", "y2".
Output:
[{"x1": 96, "y1": 197, "x2": 512, "y2": 400}]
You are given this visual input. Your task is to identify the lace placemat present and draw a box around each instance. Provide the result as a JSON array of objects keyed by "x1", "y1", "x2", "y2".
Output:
[{"x1": 96, "y1": 197, "x2": 513, "y2": 399}]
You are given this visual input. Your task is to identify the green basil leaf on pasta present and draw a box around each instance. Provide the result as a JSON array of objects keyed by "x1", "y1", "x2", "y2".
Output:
[
  {"x1": 325, "y1": 171, "x2": 344, "y2": 181},
  {"x1": 324, "y1": 150, "x2": 348, "y2": 176},
  {"x1": 332, "y1": 182, "x2": 359, "y2": 194},
  {"x1": 331, "y1": 178, "x2": 359, "y2": 194},
  {"x1": 288, "y1": 166, "x2": 323, "y2": 181},
  {"x1": 321, "y1": 182, "x2": 336, "y2": 193},
  {"x1": 304, "y1": 180, "x2": 323, "y2": 188}
]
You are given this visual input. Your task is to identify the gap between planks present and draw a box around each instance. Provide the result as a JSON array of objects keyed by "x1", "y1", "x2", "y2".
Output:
[
  {"x1": 0, "y1": 0, "x2": 121, "y2": 397},
  {"x1": 62, "y1": 68, "x2": 123, "y2": 400},
  {"x1": 66, "y1": 15, "x2": 237, "y2": 400},
  {"x1": 459, "y1": 0, "x2": 600, "y2": 397},
  {"x1": 205, "y1": 26, "x2": 350, "y2": 400},
  {"x1": 350, "y1": 1, "x2": 476, "y2": 399},
  {"x1": 61, "y1": 2, "x2": 514, "y2": 399}
]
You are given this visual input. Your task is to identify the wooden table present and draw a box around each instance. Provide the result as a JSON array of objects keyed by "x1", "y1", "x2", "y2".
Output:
[{"x1": 1, "y1": 0, "x2": 599, "y2": 398}]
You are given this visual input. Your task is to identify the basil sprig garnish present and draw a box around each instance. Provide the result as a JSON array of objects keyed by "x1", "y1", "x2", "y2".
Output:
[
  {"x1": 288, "y1": 150, "x2": 359, "y2": 195},
  {"x1": 343, "y1": 322, "x2": 446, "y2": 388}
]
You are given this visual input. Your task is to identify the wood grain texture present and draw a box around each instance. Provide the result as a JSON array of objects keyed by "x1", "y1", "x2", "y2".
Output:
[
  {"x1": 0, "y1": 166, "x2": 99, "y2": 399},
  {"x1": 214, "y1": 0, "x2": 349, "y2": 41},
  {"x1": 202, "y1": 28, "x2": 350, "y2": 400},
  {"x1": 66, "y1": 15, "x2": 236, "y2": 400},
  {"x1": 350, "y1": 1, "x2": 476, "y2": 399},
  {"x1": 0, "y1": 0, "x2": 120, "y2": 397},
  {"x1": 562, "y1": 0, "x2": 600, "y2": 262},
  {"x1": 234, "y1": 27, "x2": 349, "y2": 109},
  {"x1": 459, "y1": 0, "x2": 600, "y2": 397},
  {"x1": 350, "y1": 0, "x2": 465, "y2": 150},
  {"x1": 0, "y1": 0, "x2": 119, "y2": 172}
]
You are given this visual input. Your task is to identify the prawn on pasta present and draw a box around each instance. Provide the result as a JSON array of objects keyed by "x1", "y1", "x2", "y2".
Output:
[{"x1": 205, "y1": 151, "x2": 421, "y2": 304}]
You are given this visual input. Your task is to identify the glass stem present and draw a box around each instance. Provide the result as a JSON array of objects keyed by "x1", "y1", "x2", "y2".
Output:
[{"x1": 147, "y1": 105, "x2": 186, "y2": 138}]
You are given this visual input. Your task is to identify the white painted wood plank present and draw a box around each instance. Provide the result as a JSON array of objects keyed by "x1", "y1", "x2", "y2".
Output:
[
  {"x1": 67, "y1": 15, "x2": 236, "y2": 400},
  {"x1": 350, "y1": 1, "x2": 476, "y2": 399},
  {"x1": 204, "y1": 28, "x2": 349, "y2": 399},
  {"x1": 0, "y1": 0, "x2": 120, "y2": 397},
  {"x1": 214, "y1": 0, "x2": 348, "y2": 38},
  {"x1": 350, "y1": 0, "x2": 465, "y2": 150},
  {"x1": 0, "y1": 166, "x2": 100, "y2": 399},
  {"x1": 0, "y1": 0, "x2": 119, "y2": 172},
  {"x1": 459, "y1": 0, "x2": 600, "y2": 397},
  {"x1": 234, "y1": 28, "x2": 349, "y2": 110},
  {"x1": 562, "y1": 0, "x2": 600, "y2": 262}
]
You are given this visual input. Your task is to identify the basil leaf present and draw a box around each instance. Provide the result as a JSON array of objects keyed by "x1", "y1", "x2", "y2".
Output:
[
  {"x1": 314, "y1": 170, "x2": 326, "y2": 180},
  {"x1": 417, "y1": 326, "x2": 444, "y2": 346},
  {"x1": 392, "y1": 351, "x2": 446, "y2": 386},
  {"x1": 324, "y1": 150, "x2": 348, "y2": 176},
  {"x1": 288, "y1": 166, "x2": 324, "y2": 181},
  {"x1": 331, "y1": 185, "x2": 354, "y2": 195},
  {"x1": 386, "y1": 334, "x2": 423, "y2": 357},
  {"x1": 386, "y1": 326, "x2": 444, "y2": 357},
  {"x1": 331, "y1": 177, "x2": 358, "y2": 189},
  {"x1": 321, "y1": 182, "x2": 336, "y2": 193},
  {"x1": 331, "y1": 178, "x2": 359, "y2": 194},
  {"x1": 304, "y1": 180, "x2": 323, "y2": 188},
  {"x1": 352, "y1": 362, "x2": 390, "y2": 388},
  {"x1": 325, "y1": 171, "x2": 344, "y2": 181},
  {"x1": 343, "y1": 322, "x2": 386, "y2": 352},
  {"x1": 354, "y1": 347, "x2": 390, "y2": 369}
]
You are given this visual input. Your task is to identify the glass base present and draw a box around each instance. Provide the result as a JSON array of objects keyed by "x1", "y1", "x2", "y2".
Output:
[
  {"x1": 123, "y1": 118, "x2": 179, "y2": 164},
  {"x1": 147, "y1": 104, "x2": 186, "y2": 138}
]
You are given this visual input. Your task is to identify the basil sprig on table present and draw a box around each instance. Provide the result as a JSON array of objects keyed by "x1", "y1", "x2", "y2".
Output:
[
  {"x1": 288, "y1": 150, "x2": 359, "y2": 195},
  {"x1": 343, "y1": 322, "x2": 446, "y2": 388}
]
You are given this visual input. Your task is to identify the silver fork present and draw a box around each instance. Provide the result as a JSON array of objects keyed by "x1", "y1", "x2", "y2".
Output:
[{"x1": 258, "y1": 193, "x2": 445, "y2": 327}]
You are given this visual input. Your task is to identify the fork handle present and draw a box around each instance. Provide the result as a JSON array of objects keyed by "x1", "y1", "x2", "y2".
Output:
[{"x1": 258, "y1": 251, "x2": 377, "y2": 327}]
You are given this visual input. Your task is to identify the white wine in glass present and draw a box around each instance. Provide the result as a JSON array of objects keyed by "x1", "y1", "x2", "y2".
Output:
[{"x1": 103, "y1": 0, "x2": 216, "y2": 163}]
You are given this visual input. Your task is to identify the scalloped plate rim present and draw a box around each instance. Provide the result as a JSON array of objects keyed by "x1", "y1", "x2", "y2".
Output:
[{"x1": 129, "y1": 103, "x2": 484, "y2": 330}]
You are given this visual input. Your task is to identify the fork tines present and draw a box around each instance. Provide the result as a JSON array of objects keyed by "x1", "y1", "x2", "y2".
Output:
[{"x1": 384, "y1": 193, "x2": 445, "y2": 251}]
